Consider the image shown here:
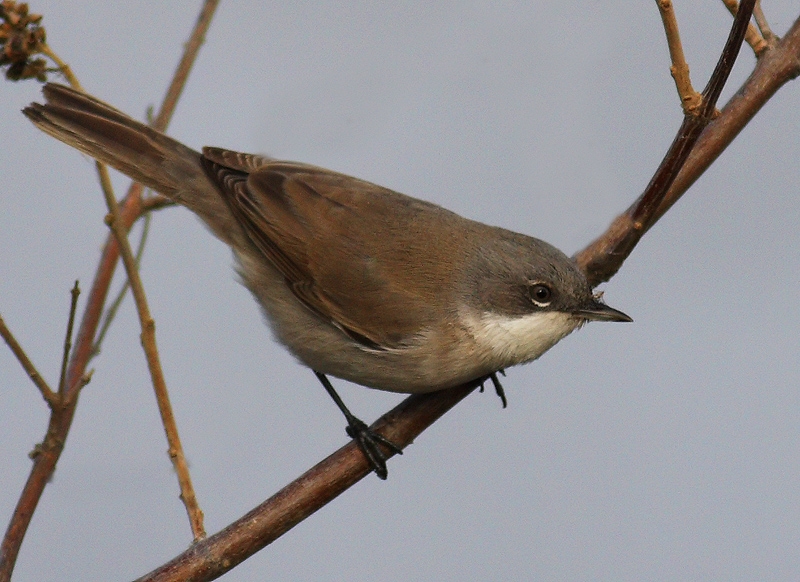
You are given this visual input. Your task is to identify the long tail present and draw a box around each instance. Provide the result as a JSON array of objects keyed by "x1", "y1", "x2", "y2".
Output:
[{"x1": 24, "y1": 83, "x2": 237, "y2": 243}]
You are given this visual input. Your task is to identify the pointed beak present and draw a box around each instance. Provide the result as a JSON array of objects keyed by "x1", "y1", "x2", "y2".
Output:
[{"x1": 573, "y1": 300, "x2": 633, "y2": 323}]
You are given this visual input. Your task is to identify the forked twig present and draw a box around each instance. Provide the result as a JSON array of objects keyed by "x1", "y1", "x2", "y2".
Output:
[
  {"x1": 0, "y1": 315, "x2": 57, "y2": 406},
  {"x1": 575, "y1": 0, "x2": 758, "y2": 286},
  {"x1": 135, "y1": 3, "x2": 800, "y2": 582},
  {"x1": 0, "y1": 1, "x2": 220, "y2": 578},
  {"x1": 720, "y1": 0, "x2": 770, "y2": 55}
]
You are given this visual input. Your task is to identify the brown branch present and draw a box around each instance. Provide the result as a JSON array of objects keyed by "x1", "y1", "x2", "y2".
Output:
[
  {"x1": 100, "y1": 146, "x2": 206, "y2": 540},
  {"x1": 57, "y1": 281, "x2": 80, "y2": 396},
  {"x1": 0, "y1": 314, "x2": 57, "y2": 406},
  {"x1": 0, "y1": 1, "x2": 220, "y2": 578},
  {"x1": 575, "y1": 0, "x2": 758, "y2": 286},
  {"x1": 135, "y1": 6, "x2": 800, "y2": 581},
  {"x1": 752, "y1": 1, "x2": 776, "y2": 43},
  {"x1": 720, "y1": 0, "x2": 770, "y2": 55},
  {"x1": 135, "y1": 382, "x2": 479, "y2": 582},
  {"x1": 657, "y1": 0, "x2": 702, "y2": 114}
]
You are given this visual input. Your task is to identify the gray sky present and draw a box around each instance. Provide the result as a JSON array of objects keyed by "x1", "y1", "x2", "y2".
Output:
[{"x1": 2, "y1": 2, "x2": 799, "y2": 581}]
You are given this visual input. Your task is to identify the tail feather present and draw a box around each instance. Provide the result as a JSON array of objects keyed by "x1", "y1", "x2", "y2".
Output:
[{"x1": 24, "y1": 83, "x2": 241, "y2": 244}]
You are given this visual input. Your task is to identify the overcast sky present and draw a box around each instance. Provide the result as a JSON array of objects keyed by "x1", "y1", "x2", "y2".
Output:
[{"x1": 2, "y1": 2, "x2": 799, "y2": 581}]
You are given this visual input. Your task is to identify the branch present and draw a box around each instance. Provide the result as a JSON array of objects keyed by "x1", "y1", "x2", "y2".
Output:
[
  {"x1": 574, "y1": 0, "x2": 759, "y2": 286},
  {"x1": 752, "y1": 1, "x2": 776, "y2": 43},
  {"x1": 720, "y1": 0, "x2": 770, "y2": 55},
  {"x1": 0, "y1": 1, "x2": 220, "y2": 578},
  {"x1": 0, "y1": 314, "x2": 57, "y2": 406},
  {"x1": 136, "y1": 383, "x2": 479, "y2": 582},
  {"x1": 135, "y1": 7, "x2": 800, "y2": 582},
  {"x1": 99, "y1": 135, "x2": 206, "y2": 540},
  {"x1": 657, "y1": 0, "x2": 702, "y2": 114},
  {"x1": 57, "y1": 281, "x2": 80, "y2": 396}
]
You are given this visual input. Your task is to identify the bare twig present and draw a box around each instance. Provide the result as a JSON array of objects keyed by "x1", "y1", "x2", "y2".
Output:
[
  {"x1": 38, "y1": 43, "x2": 81, "y2": 88},
  {"x1": 0, "y1": 315, "x2": 57, "y2": 406},
  {"x1": 720, "y1": 0, "x2": 770, "y2": 55},
  {"x1": 135, "y1": 382, "x2": 479, "y2": 582},
  {"x1": 657, "y1": 0, "x2": 702, "y2": 114},
  {"x1": 575, "y1": 0, "x2": 758, "y2": 286},
  {"x1": 100, "y1": 148, "x2": 206, "y2": 540},
  {"x1": 0, "y1": 1, "x2": 219, "y2": 578},
  {"x1": 645, "y1": 14, "x2": 800, "y2": 229},
  {"x1": 753, "y1": 1, "x2": 776, "y2": 42},
  {"x1": 57, "y1": 281, "x2": 80, "y2": 396},
  {"x1": 92, "y1": 213, "x2": 152, "y2": 359},
  {"x1": 141, "y1": 194, "x2": 176, "y2": 212}
]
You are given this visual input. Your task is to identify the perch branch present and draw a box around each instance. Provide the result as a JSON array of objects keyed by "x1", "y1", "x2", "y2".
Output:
[{"x1": 0, "y1": 1, "x2": 220, "y2": 578}]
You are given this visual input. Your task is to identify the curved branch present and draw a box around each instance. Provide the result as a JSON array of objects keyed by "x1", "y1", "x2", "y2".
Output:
[
  {"x1": 575, "y1": 0, "x2": 770, "y2": 286},
  {"x1": 136, "y1": 383, "x2": 478, "y2": 582},
  {"x1": 135, "y1": 8, "x2": 800, "y2": 582},
  {"x1": 0, "y1": 1, "x2": 220, "y2": 578}
]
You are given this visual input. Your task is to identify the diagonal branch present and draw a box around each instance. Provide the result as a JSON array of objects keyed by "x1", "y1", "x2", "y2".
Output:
[
  {"x1": 657, "y1": 0, "x2": 702, "y2": 114},
  {"x1": 135, "y1": 382, "x2": 479, "y2": 582},
  {"x1": 574, "y1": 0, "x2": 759, "y2": 286},
  {"x1": 133, "y1": 4, "x2": 800, "y2": 582},
  {"x1": 0, "y1": 314, "x2": 57, "y2": 406},
  {"x1": 720, "y1": 0, "x2": 771, "y2": 55},
  {"x1": 0, "y1": 1, "x2": 220, "y2": 579}
]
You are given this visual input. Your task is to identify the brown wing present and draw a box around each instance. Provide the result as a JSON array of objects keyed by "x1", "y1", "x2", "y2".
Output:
[{"x1": 201, "y1": 148, "x2": 466, "y2": 350}]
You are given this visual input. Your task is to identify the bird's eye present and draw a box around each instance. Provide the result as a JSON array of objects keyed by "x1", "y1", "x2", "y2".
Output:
[{"x1": 530, "y1": 284, "x2": 552, "y2": 307}]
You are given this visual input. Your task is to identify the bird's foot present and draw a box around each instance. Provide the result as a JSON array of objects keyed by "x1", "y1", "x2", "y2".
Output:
[
  {"x1": 344, "y1": 417, "x2": 403, "y2": 480},
  {"x1": 479, "y1": 369, "x2": 507, "y2": 408}
]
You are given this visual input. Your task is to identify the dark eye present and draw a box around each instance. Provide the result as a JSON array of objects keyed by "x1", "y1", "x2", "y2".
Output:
[{"x1": 530, "y1": 284, "x2": 552, "y2": 307}]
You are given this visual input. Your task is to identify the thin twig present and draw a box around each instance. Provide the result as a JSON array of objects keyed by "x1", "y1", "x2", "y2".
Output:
[
  {"x1": 135, "y1": 383, "x2": 479, "y2": 582},
  {"x1": 91, "y1": 213, "x2": 152, "y2": 359},
  {"x1": 644, "y1": 14, "x2": 800, "y2": 229},
  {"x1": 38, "y1": 43, "x2": 82, "y2": 89},
  {"x1": 99, "y1": 144, "x2": 206, "y2": 540},
  {"x1": 141, "y1": 194, "x2": 176, "y2": 212},
  {"x1": 136, "y1": 8, "x2": 800, "y2": 581},
  {"x1": 0, "y1": 1, "x2": 219, "y2": 578},
  {"x1": 753, "y1": 0, "x2": 776, "y2": 42},
  {"x1": 657, "y1": 0, "x2": 702, "y2": 114},
  {"x1": 720, "y1": 0, "x2": 769, "y2": 55},
  {"x1": 0, "y1": 315, "x2": 57, "y2": 406},
  {"x1": 57, "y1": 281, "x2": 80, "y2": 395},
  {"x1": 575, "y1": 0, "x2": 758, "y2": 286}
]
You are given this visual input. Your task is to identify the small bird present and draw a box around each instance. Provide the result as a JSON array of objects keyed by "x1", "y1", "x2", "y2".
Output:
[{"x1": 25, "y1": 84, "x2": 631, "y2": 479}]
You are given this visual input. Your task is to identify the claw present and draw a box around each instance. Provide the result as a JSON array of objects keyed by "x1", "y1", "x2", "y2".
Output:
[
  {"x1": 315, "y1": 371, "x2": 403, "y2": 479},
  {"x1": 345, "y1": 417, "x2": 403, "y2": 480},
  {"x1": 479, "y1": 370, "x2": 507, "y2": 408}
]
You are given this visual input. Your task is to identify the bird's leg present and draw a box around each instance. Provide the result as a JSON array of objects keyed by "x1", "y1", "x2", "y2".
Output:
[
  {"x1": 314, "y1": 371, "x2": 403, "y2": 480},
  {"x1": 480, "y1": 369, "x2": 508, "y2": 408}
]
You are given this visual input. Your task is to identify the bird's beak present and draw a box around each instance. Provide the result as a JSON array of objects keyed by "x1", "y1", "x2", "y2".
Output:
[{"x1": 573, "y1": 300, "x2": 633, "y2": 323}]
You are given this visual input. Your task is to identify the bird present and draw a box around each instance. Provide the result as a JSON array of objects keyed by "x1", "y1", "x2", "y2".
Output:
[{"x1": 24, "y1": 83, "x2": 632, "y2": 479}]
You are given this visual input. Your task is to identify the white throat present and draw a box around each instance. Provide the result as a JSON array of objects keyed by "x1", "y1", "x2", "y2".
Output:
[{"x1": 463, "y1": 310, "x2": 581, "y2": 367}]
